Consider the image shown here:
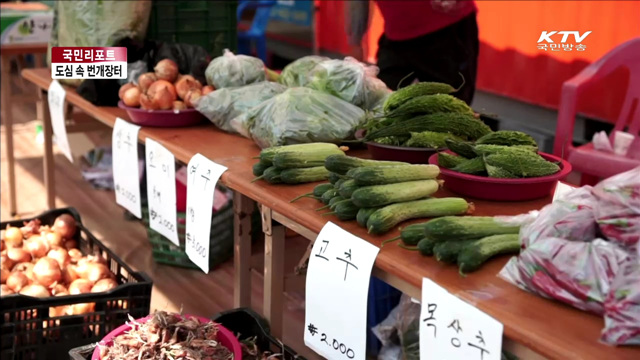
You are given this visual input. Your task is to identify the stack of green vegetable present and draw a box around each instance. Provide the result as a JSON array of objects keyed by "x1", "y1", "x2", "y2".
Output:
[
  {"x1": 361, "y1": 81, "x2": 493, "y2": 148},
  {"x1": 294, "y1": 155, "x2": 475, "y2": 234},
  {"x1": 437, "y1": 130, "x2": 561, "y2": 178},
  {"x1": 385, "y1": 216, "x2": 522, "y2": 274},
  {"x1": 252, "y1": 143, "x2": 346, "y2": 184}
]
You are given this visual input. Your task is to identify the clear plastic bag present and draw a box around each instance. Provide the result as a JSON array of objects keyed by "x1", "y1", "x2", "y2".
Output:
[
  {"x1": 195, "y1": 82, "x2": 287, "y2": 133},
  {"x1": 371, "y1": 295, "x2": 421, "y2": 360},
  {"x1": 205, "y1": 49, "x2": 266, "y2": 89},
  {"x1": 278, "y1": 55, "x2": 329, "y2": 87},
  {"x1": 230, "y1": 87, "x2": 365, "y2": 149},
  {"x1": 602, "y1": 257, "x2": 640, "y2": 345},
  {"x1": 306, "y1": 57, "x2": 391, "y2": 110}
]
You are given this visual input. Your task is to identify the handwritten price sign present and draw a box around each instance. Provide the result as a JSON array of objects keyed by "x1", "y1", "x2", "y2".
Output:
[
  {"x1": 420, "y1": 278, "x2": 503, "y2": 360},
  {"x1": 145, "y1": 138, "x2": 178, "y2": 245},
  {"x1": 304, "y1": 222, "x2": 380, "y2": 360},
  {"x1": 47, "y1": 80, "x2": 73, "y2": 162},
  {"x1": 112, "y1": 118, "x2": 141, "y2": 218},
  {"x1": 184, "y1": 153, "x2": 227, "y2": 273}
]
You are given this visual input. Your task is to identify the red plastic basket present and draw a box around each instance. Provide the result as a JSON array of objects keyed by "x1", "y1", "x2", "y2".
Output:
[
  {"x1": 91, "y1": 314, "x2": 242, "y2": 360},
  {"x1": 118, "y1": 101, "x2": 205, "y2": 127},
  {"x1": 428, "y1": 151, "x2": 572, "y2": 201}
]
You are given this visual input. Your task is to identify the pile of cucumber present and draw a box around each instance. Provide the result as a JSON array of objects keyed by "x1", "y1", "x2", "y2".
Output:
[
  {"x1": 252, "y1": 143, "x2": 347, "y2": 184},
  {"x1": 296, "y1": 155, "x2": 474, "y2": 234},
  {"x1": 385, "y1": 216, "x2": 522, "y2": 274}
]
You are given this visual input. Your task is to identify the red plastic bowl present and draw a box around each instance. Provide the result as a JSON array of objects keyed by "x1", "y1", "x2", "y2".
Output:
[
  {"x1": 354, "y1": 129, "x2": 443, "y2": 164},
  {"x1": 118, "y1": 101, "x2": 205, "y2": 127},
  {"x1": 428, "y1": 151, "x2": 572, "y2": 201},
  {"x1": 91, "y1": 314, "x2": 242, "y2": 360}
]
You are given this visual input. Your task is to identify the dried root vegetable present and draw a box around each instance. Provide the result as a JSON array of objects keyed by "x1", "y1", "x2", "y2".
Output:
[{"x1": 100, "y1": 311, "x2": 234, "y2": 360}]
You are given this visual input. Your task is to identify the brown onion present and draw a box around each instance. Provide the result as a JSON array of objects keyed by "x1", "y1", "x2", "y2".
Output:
[
  {"x1": 91, "y1": 278, "x2": 118, "y2": 293},
  {"x1": 52, "y1": 214, "x2": 77, "y2": 239},
  {"x1": 184, "y1": 89, "x2": 202, "y2": 108},
  {"x1": 85, "y1": 263, "x2": 111, "y2": 283},
  {"x1": 1, "y1": 252, "x2": 15, "y2": 270},
  {"x1": 4, "y1": 226, "x2": 23, "y2": 247},
  {"x1": 64, "y1": 239, "x2": 78, "y2": 250},
  {"x1": 44, "y1": 231, "x2": 64, "y2": 248},
  {"x1": 69, "y1": 302, "x2": 95, "y2": 315},
  {"x1": 19, "y1": 284, "x2": 50, "y2": 298},
  {"x1": 123, "y1": 87, "x2": 141, "y2": 107},
  {"x1": 7, "y1": 247, "x2": 31, "y2": 264},
  {"x1": 148, "y1": 80, "x2": 177, "y2": 110},
  {"x1": 25, "y1": 235, "x2": 49, "y2": 258},
  {"x1": 33, "y1": 258, "x2": 61, "y2": 287},
  {"x1": 47, "y1": 248, "x2": 70, "y2": 269},
  {"x1": 1, "y1": 266, "x2": 9, "y2": 284},
  {"x1": 201, "y1": 85, "x2": 214, "y2": 95},
  {"x1": 139, "y1": 93, "x2": 157, "y2": 110},
  {"x1": 174, "y1": 75, "x2": 201, "y2": 99},
  {"x1": 68, "y1": 248, "x2": 83, "y2": 263},
  {"x1": 51, "y1": 284, "x2": 68, "y2": 296},
  {"x1": 154, "y1": 59, "x2": 179, "y2": 82},
  {"x1": 7, "y1": 271, "x2": 29, "y2": 292},
  {"x1": 69, "y1": 279, "x2": 93, "y2": 294},
  {"x1": 61, "y1": 265, "x2": 79, "y2": 284},
  {"x1": 138, "y1": 72, "x2": 157, "y2": 93},
  {"x1": 12, "y1": 262, "x2": 35, "y2": 281},
  {"x1": 173, "y1": 101, "x2": 186, "y2": 111},
  {"x1": 1, "y1": 284, "x2": 14, "y2": 296},
  {"x1": 1, "y1": 240, "x2": 5, "y2": 252},
  {"x1": 118, "y1": 83, "x2": 135, "y2": 100}
]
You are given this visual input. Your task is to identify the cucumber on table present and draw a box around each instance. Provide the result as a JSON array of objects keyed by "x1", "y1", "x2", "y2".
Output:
[
  {"x1": 290, "y1": 183, "x2": 334, "y2": 203},
  {"x1": 252, "y1": 162, "x2": 271, "y2": 177},
  {"x1": 320, "y1": 188, "x2": 339, "y2": 204},
  {"x1": 367, "y1": 198, "x2": 473, "y2": 235},
  {"x1": 433, "y1": 239, "x2": 477, "y2": 263},
  {"x1": 356, "y1": 207, "x2": 381, "y2": 228},
  {"x1": 254, "y1": 166, "x2": 283, "y2": 184},
  {"x1": 382, "y1": 222, "x2": 430, "y2": 247},
  {"x1": 324, "y1": 155, "x2": 407, "y2": 175},
  {"x1": 351, "y1": 180, "x2": 441, "y2": 208},
  {"x1": 273, "y1": 147, "x2": 345, "y2": 169},
  {"x1": 458, "y1": 234, "x2": 520, "y2": 273},
  {"x1": 348, "y1": 165, "x2": 440, "y2": 186},
  {"x1": 323, "y1": 200, "x2": 360, "y2": 221},
  {"x1": 417, "y1": 237, "x2": 438, "y2": 256},
  {"x1": 280, "y1": 166, "x2": 330, "y2": 184},
  {"x1": 338, "y1": 179, "x2": 359, "y2": 198},
  {"x1": 423, "y1": 216, "x2": 520, "y2": 242},
  {"x1": 259, "y1": 143, "x2": 343, "y2": 163},
  {"x1": 329, "y1": 172, "x2": 347, "y2": 184}
]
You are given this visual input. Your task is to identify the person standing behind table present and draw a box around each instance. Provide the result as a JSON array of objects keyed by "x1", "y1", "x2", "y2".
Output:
[{"x1": 345, "y1": 0, "x2": 479, "y2": 105}]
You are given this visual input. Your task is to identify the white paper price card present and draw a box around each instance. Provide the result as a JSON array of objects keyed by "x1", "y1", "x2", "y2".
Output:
[
  {"x1": 420, "y1": 278, "x2": 503, "y2": 360},
  {"x1": 112, "y1": 117, "x2": 142, "y2": 218},
  {"x1": 145, "y1": 138, "x2": 179, "y2": 246},
  {"x1": 185, "y1": 153, "x2": 227, "y2": 273},
  {"x1": 304, "y1": 222, "x2": 380, "y2": 360},
  {"x1": 47, "y1": 80, "x2": 73, "y2": 163}
]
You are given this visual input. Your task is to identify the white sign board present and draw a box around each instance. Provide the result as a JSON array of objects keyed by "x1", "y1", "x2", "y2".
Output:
[
  {"x1": 184, "y1": 153, "x2": 227, "y2": 273},
  {"x1": 112, "y1": 118, "x2": 141, "y2": 218},
  {"x1": 47, "y1": 80, "x2": 73, "y2": 162},
  {"x1": 145, "y1": 138, "x2": 179, "y2": 245},
  {"x1": 304, "y1": 222, "x2": 380, "y2": 360},
  {"x1": 420, "y1": 278, "x2": 503, "y2": 360}
]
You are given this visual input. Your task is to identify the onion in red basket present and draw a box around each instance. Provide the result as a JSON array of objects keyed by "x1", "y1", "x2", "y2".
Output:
[
  {"x1": 154, "y1": 59, "x2": 179, "y2": 82},
  {"x1": 175, "y1": 74, "x2": 201, "y2": 100},
  {"x1": 33, "y1": 257, "x2": 61, "y2": 288},
  {"x1": 138, "y1": 72, "x2": 157, "y2": 93},
  {"x1": 148, "y1": 80, "x2": 177, "y2": 110},
  {"x1": 202, "y1": 85, "x2": 214, "y2": 95},
  {"x1": 173, "y1": 100, "x2": 186, "y2": 111},
  {"x1": 19, "y1": 284, "x2": 50, "y2": 298},
  {"x1": 184, "y1": 89, "x2": 202, "y2": 108},
  {"x1": 118, "y1": 83, "x2": 135, "y2": 100},
  {"x1": 139, "y1": 93, "x2": 157, "y2": 110},
  {"x1": 122, "y1": 87, "x2": 141, "y2": 107}
]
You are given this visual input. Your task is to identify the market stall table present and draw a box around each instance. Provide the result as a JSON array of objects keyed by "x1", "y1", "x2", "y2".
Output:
[{"x1": 21, "y1": 68, "x2": 640, "y2": 360}]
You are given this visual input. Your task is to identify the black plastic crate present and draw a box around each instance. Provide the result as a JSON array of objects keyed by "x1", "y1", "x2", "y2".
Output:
[
  {"x1": 146, "y1": 0, "x2": 237, "y2": 56},
  {"x1": 69, "y1": 308, "x2": 305, "y2": 360},
  {"x1": 1, "y1": 208, "x2": 153, "y2": 360}
]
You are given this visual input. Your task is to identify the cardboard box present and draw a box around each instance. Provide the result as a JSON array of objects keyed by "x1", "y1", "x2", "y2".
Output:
[{"x1": 1, "y1": 2, "x2": 53, "y2": 45}]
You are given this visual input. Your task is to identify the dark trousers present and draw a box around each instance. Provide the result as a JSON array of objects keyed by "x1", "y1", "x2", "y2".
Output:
[{"x1": 376, "y1": 13, "x2": 479, "y2": 105}]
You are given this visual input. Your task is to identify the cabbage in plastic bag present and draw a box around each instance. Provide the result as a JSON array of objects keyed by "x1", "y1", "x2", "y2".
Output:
[
  {"x1": 205, "y1": 49, "x2": 266, "y2": 89},
  {"x1": 195, "y1": 82, "x2": 287, "y2": 133},
  {"x1": 230, "y1": 87, "x2": 365, "y2": 149},
  {"x1": 306, "y1": 57, "x2": 391, "y2": 110},
  {"x1": 278, "y1": 55, "x2": 329, "y2": 87}
]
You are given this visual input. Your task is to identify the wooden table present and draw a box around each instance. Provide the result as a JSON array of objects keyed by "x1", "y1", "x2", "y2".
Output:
[
  {"x1": 1, "y1": 43, "x2": 47, "y2": 216},
  {"x1": 21, "y1": 68, "x2": 640, "y2": 360}
]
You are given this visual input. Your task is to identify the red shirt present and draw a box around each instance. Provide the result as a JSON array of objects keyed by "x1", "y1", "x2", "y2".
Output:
[{"x1": 375, "y1": 0, "x2": 477, "y2": 41}]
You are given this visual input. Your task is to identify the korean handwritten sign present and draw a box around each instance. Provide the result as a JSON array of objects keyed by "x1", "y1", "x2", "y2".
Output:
[
  {"x1": 145, "y1": 138, "x2": 178, "y2": 245},
  {"x1": 112, "y1": 118, "x2": 142, "y2": 218},
  {"x1": 185, "y1": 153, "x2": 227, "y2": 273},
  {"x1": 304, "y1": 222, "x2": 380, "y2": 360},
  {"x1": 47, "y1": 80, "x2": 73, "y2": 163},
  {"x1": 420, "y1": 278, "x2": 503, "y2": 360}
]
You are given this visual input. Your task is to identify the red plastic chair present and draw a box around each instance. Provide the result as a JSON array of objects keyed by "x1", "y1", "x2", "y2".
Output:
[{"x1": 553, "y1": 37, "x2": 640, "y2": 185}]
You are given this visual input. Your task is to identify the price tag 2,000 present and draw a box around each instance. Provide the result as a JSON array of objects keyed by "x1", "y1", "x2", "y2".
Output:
[
  {"x1": 304, "y1": 222, "x2": 380, "y2": 360},
  {"x1": 420, "y1": 278, "x2": 503, "y2": 360},
  {"x1": 47, "y1": 80, "x2": 73, "y2": 163},
  {"x1": 112, "y1": 118, "x2": 142, "y2": 219},
  {"x1": 184, "y1": 153, "x2": 227, "y2": 273},
  {"x1": 145, "y1": 138, "x2": 178, "y2": 245}
]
